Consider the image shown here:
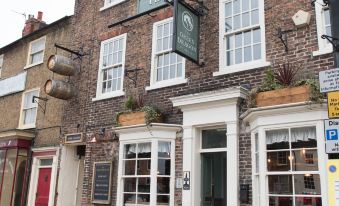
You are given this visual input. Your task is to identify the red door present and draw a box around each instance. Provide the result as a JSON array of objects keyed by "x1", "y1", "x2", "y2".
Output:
[{"x1": 35, "y1": 168, "x2": 52, "y2": 206}]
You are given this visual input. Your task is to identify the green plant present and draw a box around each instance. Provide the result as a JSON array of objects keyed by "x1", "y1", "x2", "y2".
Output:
[
  {"x1": 258, "y1": 68, "x2": 281, "y2": 92},
  {"x1": 140, "y1": 106, "x2": 162, "y2": 125},
  {"x1": 124, "y1": 96, "x2": 138, "y2": 111}
]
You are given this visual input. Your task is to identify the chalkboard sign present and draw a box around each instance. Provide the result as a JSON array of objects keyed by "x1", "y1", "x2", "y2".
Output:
[
  {"x1": 92, "y1": 162, "x2": 112, "y2": 204},
  {"x1": 65, "y1": 133, "x2": 83, "y2": 144}
]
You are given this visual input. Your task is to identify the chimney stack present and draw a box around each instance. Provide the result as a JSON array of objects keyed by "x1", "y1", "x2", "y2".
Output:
[{"x1": 22, "y1": 11, "x2": 47, "y2": 37}]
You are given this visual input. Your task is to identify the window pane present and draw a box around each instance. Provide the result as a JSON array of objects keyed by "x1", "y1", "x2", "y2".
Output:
[
  {"x1": 40, "y1": 158, "x2": 53, "y2": 166},
  {"x1": 157, "y1": 195, "x2": 170, "y2": 204},
  {"x1": 269, "y1": 196, "x2": 293, "y2": 206},
  {"x1": 226, "y1": 50, "x2": 234, "y2": 66},
  {"x1": 124, "y1": 194, "x2": 136, "y2": 204},
  {"x1": 294, "y1": 174, "x2": 321, "y2": 195},
  {"x1": 251, "y1": 0, "x2": 258, "y2": 8},
  {"x1": 137, "y1": 160, "x2": 150, "y2": 175},
  {"x1": 157, "y1": 177, "x2": 170, "y2": 194},
  {"x1": 242, "y1": 12, "x2": 250, "y2": 27},
  {"x1": 253, "y1": 28, "x2": 261, "y2": 43},
  {"x1": 226, "y1": 35, "x2": 234, "y2": 50},
  {"x1": 225, "y1": 3, "x2": 232, "y2": 17},
  {"x1": 267, "y1": 151, "x2": 291, "y2": 171},
  {"x1": 124, "y1": 178, "x2": 136, "y2": 192},
  {"x1": 24, "y1": 108, "x2": 37, "y2": 125},
  {"x1": 291, "y1": 127, "x2": 317, "y2": 148},
  {"x1": 295, "y1": 197, "x2": 322, "y2": 206},
  {"x1": 138, "y1": 177, "x2": 150, "y2": 193},
  {"x1": 225, "y1": 18, "x2": 232, "y2": 32},
  {"x1": 266, "y1": 129, "x2": 289, "y2": 150},
  {"x1": 292, "y1": 149, "x2": 318, "y2": 171},
  {"x1": 0, "y1": 150, "x2": 6, "y2": 189},
  {"x1": 125, "y1": 144, "x2": 136, "y2": 159},
  {"x1": 158, "y1": 159, "x2": 171, "y2": 175},
  {"x1": 159, "y1": 142, "x2": 171, "y2": 158},
  {"x1": 251, "y1": 9, "x2": 259, "y2": 25},
  {"x1": 31, "y1": 52, "x2": 43, "y2": 64},
  {"x1": 244, "y1": 46, "x2": 252, "y2": 62},
  {"x1": 233, "y1": 0, "x2": 240, "y2": 14},
  {"x1": 235, "y1": 48, "x2": 242, "y2": 64},
  {"x1": 0, "y1": 149, "x2": 17, "y2": 206},
  {"x1": 253, "y1": 44, "x2": 261, "y2": 60},
  {"x1": 137, "y1": 194, "x2": 150, "y2": 205},
  {"x1": 202, "y1": 128, "x2": 227, "y2": 149},
  {"x1": 268, "y1": 175, "x2": 293, "y2": 195},
  {"x1": 12, "y1": 155, "x2": 27, "y2": 206},
  {"x1": 234, "y1": 15, "x2": 241, "y2": 30},
  {"x1": 242, "y1": 0, "x2": 250, "y2": 11},
  {"x1": 124, "y1": 160, "x2": 136, "y2": 175},
  {"x1": 138, "y1": 143, "x2": 151, "y2": 158}
]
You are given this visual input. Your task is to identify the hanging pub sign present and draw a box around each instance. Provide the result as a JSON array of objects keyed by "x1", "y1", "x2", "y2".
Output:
[
  {"x1": 92, "y1": 161, "x2": 113, "y2": 204},
  {"x1": 173, "y1": 0, "x2": 200, "y2": 64},
  {"x1": 137, "y1": 0, "x2": 168, "y2": 14}
]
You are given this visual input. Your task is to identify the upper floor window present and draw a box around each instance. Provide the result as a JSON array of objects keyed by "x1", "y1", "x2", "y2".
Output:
[
  {"x1": 0, "y1": 55, "x2": 3, "y2": 78},
  {"x1": 94, "y1": 34, "x2": 126, "y2": 101},
  {"x1": 101, "y1": 0, "x2": 125, "y2": 10},
  {"x1": 314, "y1": 3, "x2": 333, "y2": 56},
  {"x1": 20, "y1": 89, "x2": 39, "y2": 128},
  {"x1": 218, "y1": 0, "x2": 268, "y2": 75},
  {"x1": 27, "y1": 36, "x2": 46, "y2": 67},
  {"x1": 147, "y1": 18, "x2": 186, "y2": 90}
]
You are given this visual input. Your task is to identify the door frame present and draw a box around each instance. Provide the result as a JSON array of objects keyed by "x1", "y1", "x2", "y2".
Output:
[{"x1": 27, "y1": 147, "x2": 59, "y2": 206}]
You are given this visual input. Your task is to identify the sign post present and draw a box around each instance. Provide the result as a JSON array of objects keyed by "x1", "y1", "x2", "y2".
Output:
[{"x1": 173, "y1": 0, "x2": 200, "y2": 64}]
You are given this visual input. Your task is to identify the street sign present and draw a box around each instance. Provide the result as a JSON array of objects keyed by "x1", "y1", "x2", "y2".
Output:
[
  {"x1": 173, "y1": 0, "x2": 200, "y2": 64},
  {"x1": 319, "y1": 68, "x2": 339, "y2": 93},
  {"x1": 325, "y1": 119, "x2": 339, "y2": 153},
  {"x1": 328, "y1": 92, "x2": 339, "y2": 118}
]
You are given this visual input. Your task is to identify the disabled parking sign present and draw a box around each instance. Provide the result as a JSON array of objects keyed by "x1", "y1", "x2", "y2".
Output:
[{"x1": 325, "y1": 119, "x2": 339, "y2": 153}]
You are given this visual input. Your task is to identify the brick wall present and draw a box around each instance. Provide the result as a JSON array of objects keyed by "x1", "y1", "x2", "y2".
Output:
[{"x1": 63, "y1": 0, "x2": 335, "y2": 205}]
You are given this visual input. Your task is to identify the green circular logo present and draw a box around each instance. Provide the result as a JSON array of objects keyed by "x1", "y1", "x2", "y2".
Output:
[{"x1": 182, "y1": 11, "x2": 194, "y2": 31}]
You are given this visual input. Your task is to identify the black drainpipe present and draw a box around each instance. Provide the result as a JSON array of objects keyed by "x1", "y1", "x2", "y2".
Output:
[{"x1": 329, "y1": 0, "x2": 339, "y2": 67}]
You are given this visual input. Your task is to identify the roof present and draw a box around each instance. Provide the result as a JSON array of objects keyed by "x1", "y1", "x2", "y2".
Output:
[{"x1": 0, "y1": 15, "x2": 72, "y2": 53}]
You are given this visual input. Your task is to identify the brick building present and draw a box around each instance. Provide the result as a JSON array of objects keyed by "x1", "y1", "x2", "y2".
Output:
[
  {"x1": 59, "y1": 0, "x2": 335, "y2": 206},
  {"x1": 0, "y1": 13, "x2": 72, "y2": 206}
]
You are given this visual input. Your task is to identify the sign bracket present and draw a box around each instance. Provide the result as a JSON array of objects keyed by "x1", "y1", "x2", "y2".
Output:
[
  {"x1": 322, "y1": 35, "x2": 339, "y2": 51},
  {"x1": 32, "y1": 96, "x2": 48, "y2": 114}
]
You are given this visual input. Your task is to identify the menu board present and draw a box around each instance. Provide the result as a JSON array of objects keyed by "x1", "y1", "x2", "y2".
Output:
[{"x1": 92, "y1": 162, "x2": 112, "y2": 204}]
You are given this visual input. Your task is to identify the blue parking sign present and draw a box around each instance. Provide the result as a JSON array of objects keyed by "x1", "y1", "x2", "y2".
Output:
[{"x1": 327, "y1": 129, "x2": 338, "y2": 140}]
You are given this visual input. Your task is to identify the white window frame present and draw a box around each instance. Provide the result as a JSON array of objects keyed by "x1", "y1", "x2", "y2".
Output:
[
  {"x1": 25, "y1": 36, "x2": 46, "y2": 69},
  {"x1": 313, "y1": 2, "x2": 333, "y2": 56},
  {"x1": 115, "y1": 124, "x2": 180, "y2": 206},
  {"x1": 251, "y1": 121, "x2": 327, "y2": 206},
  {"x1": 100, "y1": 0, "x2": 126, "y2": 11},
  {"x1": 0, "y1": 54, "x2": 3, "y2": 78},
  {"x1": 93, "y1": 34, "x2": 127, "y2": 101},
  {"x1": 147, "y1": 17, "x2": 187, "y2": 91},
  {"x1": 18, "y1": 88, "x2": 40, "y2": 129},
  {"x1": 216, "y1": 0, "x2": 270, "y2": 76}
]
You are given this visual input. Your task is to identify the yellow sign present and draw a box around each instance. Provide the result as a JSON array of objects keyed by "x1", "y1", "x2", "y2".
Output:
[
  {"x1": 327, "y1": 160, "x2": 339, "y2": 206},
  {"x1": 328, "y1": 92, "x2": 339, "y2": 118}
]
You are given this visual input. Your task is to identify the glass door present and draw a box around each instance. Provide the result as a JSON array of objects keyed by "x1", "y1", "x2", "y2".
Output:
[{"x1": 201, "y1": 152, "x2": 227, "y2": 206}]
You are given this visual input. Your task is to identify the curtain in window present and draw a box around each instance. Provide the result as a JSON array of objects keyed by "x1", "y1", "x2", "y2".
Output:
[
  {"x1": 291, "y1": 127, "x2": 316, "y2": 142},
  {"x1": 266, "y1": 129, "x2": 289, "y2": 144},
  {"x1": 126, "y1": 143, "x2": 170, "y2": 154}
]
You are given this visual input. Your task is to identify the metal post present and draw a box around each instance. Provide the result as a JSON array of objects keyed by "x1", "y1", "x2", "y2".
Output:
[{"x1": 329, "y1": 0, "x2": 339, "y2": 67}]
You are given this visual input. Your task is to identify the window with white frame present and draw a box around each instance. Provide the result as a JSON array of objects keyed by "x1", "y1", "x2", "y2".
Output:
[
  {"x1": 27, "y1": 37, "x2": 45, "y2": 66},
  {"x1": 102, "y1": 0, "x2": 125, "y2": 9},
  {"x1": 150, "y1": 18, "x2": 185, "y2": 88},
  {"x1": 0, "y1": 54, "x2": 3, "y2": 78},
  {"x1": 121, "y1": 141, "x2": 173, "y2": 206},
  {"x1": 96, "y1": 34, "x2": 126, "y2": 99},
  {"x1": 220, "y1": 0, "x2": 265, "y2": 70},
  {"x1": 314, "y1": 3, "x2": 332, "y2": 55},
  {"x1": 262, "y1": 126, "x2": 321, "y2": 206},
  {"x1": 20, "y1": 90, "x2": 39, "y2": 128}
]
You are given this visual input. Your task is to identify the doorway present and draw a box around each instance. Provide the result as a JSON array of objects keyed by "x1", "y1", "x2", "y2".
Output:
[
  {"x1": 35, "y1": 167, "x2": 52, "y2": 206},
  {"x1": 200, "y1": 128, "x2": 227, "y2": 206}
]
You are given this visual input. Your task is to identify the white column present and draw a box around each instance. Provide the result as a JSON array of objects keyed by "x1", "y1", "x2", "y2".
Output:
[
  {"x1": 182, "y1": 126, "x2": 194, "y2": 206},
  {"x1": 227, "y1": 121, "x2": 239, "y2": 206}
]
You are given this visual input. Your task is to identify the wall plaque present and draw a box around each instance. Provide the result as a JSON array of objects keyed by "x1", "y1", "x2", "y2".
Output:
[{"x1": 64, "y1": 133, "x2": 83, "y2": 144}]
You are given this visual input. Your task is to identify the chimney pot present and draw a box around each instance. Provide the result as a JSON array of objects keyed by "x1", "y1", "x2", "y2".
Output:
[{"x1": 37, "y1": 11, "x2": 43, "y2": 21}]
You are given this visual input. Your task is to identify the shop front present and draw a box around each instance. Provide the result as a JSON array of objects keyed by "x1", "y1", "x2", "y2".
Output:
[{"x1": 0, "y1": 131, "x2": 33, "y2": 206}]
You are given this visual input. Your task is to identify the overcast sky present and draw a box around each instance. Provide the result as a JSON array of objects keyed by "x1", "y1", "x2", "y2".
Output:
[{"x1": 0, "y1": 0, "x2": 75, "y2": 47}]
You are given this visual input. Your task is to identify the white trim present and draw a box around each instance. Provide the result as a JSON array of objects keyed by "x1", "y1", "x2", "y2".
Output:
[
  {"x1": 244, "y1": 104, "x2": 328, "y2": 206},
  {"x1": 313, "y1": 3, "x2": 333, "y2": 56},
  {"x1": 95, "y1": 33, "x2": 127, "y2": 101},
  {"x1": 100, "y1": 0, "x2": 126, "y2": 11},
  {"x1": 25, "y1": 36, "x2": 46, "y2": 68},
  {"x1": 149, "y1": 17, "x2": 186, "y2": 89},
  {"x1": 218, "y1": 0, "x2": 267, "y2": 74},
  {"x1": 115, "y1": 124, "x2": 180, "y2": 206},
  {"x1": 17, "y1": 88, "x2": 40, "y2": 129},
  {"x1": 27, "y1": 148, "x2": 59, "y2": 206}
]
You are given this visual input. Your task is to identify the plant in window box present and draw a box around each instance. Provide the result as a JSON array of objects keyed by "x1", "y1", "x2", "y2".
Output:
[
  {"x1": 248, "y1": 62, "x2": 325, "y2": 108},
  {"x1": 115, "y1": 95, "x2": 163, "y2": 126}
]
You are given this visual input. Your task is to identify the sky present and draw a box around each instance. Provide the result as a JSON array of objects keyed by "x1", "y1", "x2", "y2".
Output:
[{"x1": 0, "y1": 0, "x2": 75, "y2": 47}]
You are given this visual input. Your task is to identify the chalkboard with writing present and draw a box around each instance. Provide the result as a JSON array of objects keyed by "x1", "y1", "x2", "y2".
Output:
[{"x1": 92, "y1": 162, "x2": 112, "y2": 204}]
